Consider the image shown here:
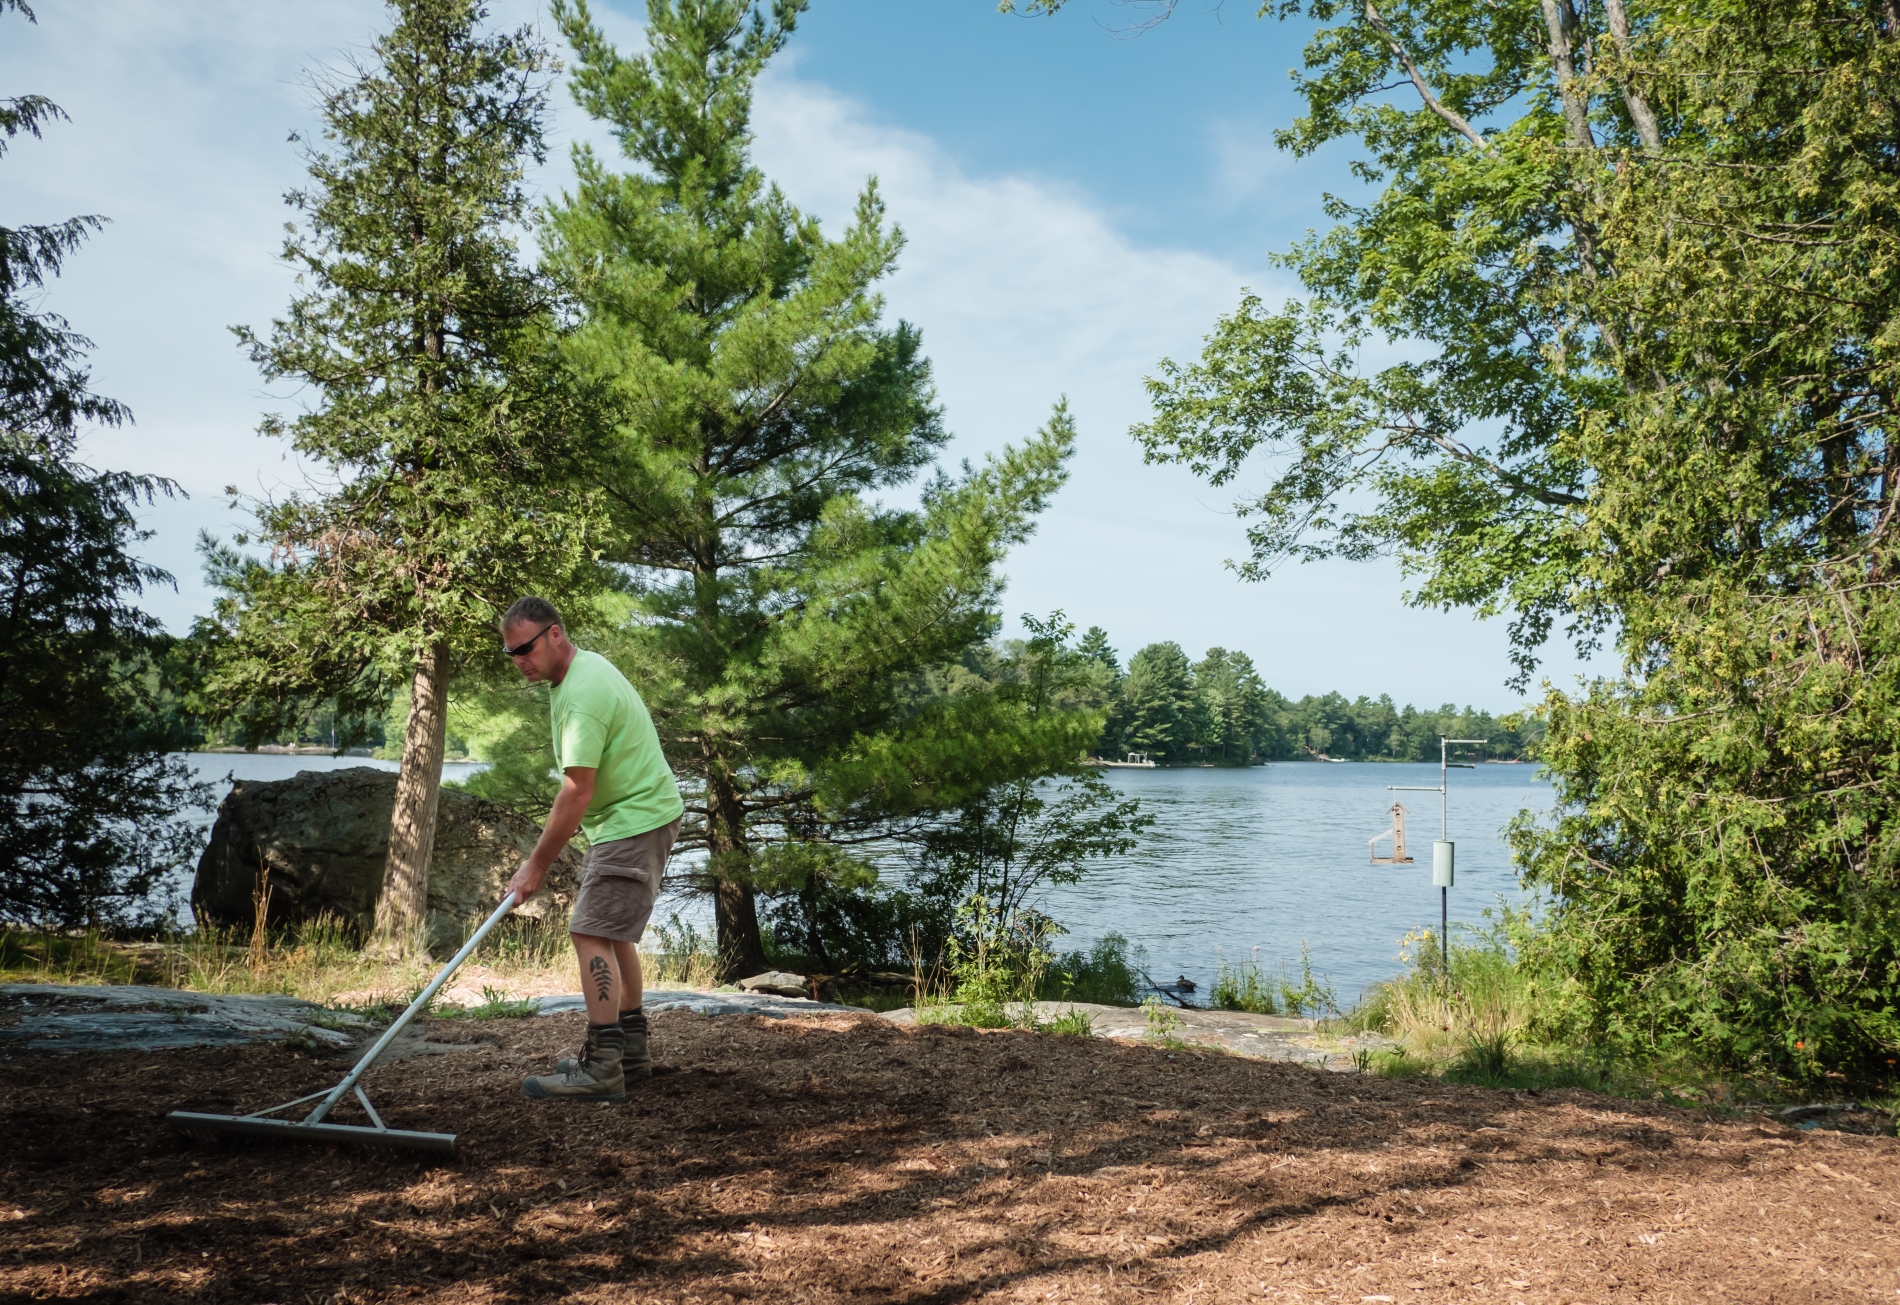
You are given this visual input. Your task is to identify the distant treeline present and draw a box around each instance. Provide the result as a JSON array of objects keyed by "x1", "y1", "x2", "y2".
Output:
[
  {"x1": 148, "y1": 624, "x2": 1538, "y2": 766},
  {"x1": 1079, "y1": 632, "x2": 1539, "y2": 765}
]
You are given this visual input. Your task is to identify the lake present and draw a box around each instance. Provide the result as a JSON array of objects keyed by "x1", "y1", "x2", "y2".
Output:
[
  {"x1": 1040, "y1": 762, "x2": 1555, "y2": 1004},
  {"x1": 176, "y1": 754, "x2": 1552, "y2": 1003}
]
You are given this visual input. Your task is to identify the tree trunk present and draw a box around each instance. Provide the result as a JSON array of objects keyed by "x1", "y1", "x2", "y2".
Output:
[
  {"x1": 1602, "y1": 0, "x2": 1663, "y2": 152},
  {"x1": 705, "y1": 772, "x2": 768, "y2": 980},
  {"x1": 373, "y1": 638, "x2": 451, "y2": 957}
]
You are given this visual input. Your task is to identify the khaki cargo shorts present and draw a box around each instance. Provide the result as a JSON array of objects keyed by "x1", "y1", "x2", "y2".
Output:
[{"x1": 567, "y1": 817, "x2": 680, "y2": 943}]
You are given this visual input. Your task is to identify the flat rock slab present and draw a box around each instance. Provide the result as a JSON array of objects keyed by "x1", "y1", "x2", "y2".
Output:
[
  {"x1": 0, "y1": 984, "x2": 367, "y2": 1054},
  {"x1": 535, "y1": 988, "x2": 865, "y2": 1020},
  {"x1": 1, "y1": 983, "x2": 871, "y2": 1055},
  {"x1": 882, "y1": 1000, "x2": 1395, "y2": 1068}
]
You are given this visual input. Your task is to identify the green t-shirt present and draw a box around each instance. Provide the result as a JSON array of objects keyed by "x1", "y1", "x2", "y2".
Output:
[{"x1": 549, "y1": 649, "x2": 683, "y2": 844}]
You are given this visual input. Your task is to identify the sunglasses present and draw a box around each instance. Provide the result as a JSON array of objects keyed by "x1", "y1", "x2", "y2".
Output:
[{"x1": 503, "y1": 623, "x2": 556, "y2": 657}]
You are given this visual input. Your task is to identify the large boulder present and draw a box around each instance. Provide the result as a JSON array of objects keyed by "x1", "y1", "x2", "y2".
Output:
[{"x1": 191, "y1": 767, "x2": 580, "y2": 952}]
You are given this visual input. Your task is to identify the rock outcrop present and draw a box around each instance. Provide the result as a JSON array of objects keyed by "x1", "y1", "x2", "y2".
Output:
[
  {"x1": 737, "y1": 970, "x2": 812, "y2": 999},
  {"x1": 191, "y1": 767, "x2": 579, "y2": 952}
]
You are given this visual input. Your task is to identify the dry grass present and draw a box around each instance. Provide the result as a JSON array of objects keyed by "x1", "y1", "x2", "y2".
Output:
[{"x1": 0, "y1": 910, "x2": 721, "y2": 1012}]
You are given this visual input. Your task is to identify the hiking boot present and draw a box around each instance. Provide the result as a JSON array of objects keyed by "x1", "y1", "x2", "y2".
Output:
[
  {"x1": 523, "y1": 1025, "x2": 626, "y2": 1102},
  {"x1": 559, "y1": 1009, "x2": 651, "y2": 1079},
  {"x1": 621, "y1": 1025, "x2": 653, "y2": 1081}
]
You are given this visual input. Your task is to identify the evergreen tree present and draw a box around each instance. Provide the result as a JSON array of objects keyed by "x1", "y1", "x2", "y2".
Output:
[
  {"x1": 209, "y1": 0, "x2": 599, "y2": 954},
  {"x1": 900, "y1": 614, "x2": 1150, "y2": 934},
  {"x1": 0, "y1": 0, "x2": 211, "y2": 927},
  {"x1": 1076, "y1": 625, "x2": 1118, "y2": 674},
  {"x1": 1118, "y1": 641, "x2": 1198, "y2": 761},
  {"x1": 1192, "y1": 647, "x2": 1271, "y2": 764},
  {"x1": 547, "y1": 0, "x2": 1081, "y2": 977}
]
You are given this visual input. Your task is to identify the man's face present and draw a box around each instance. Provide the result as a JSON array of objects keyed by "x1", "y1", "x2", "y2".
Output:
[{"x1": 503, "y1": 619, "x2": 567, "y2": 683}]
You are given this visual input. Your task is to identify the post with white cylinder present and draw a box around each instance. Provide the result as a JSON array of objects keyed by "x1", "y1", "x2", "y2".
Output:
[
  {"x1": 1432, "y1": 840, "x2": 1455, "y2": 979},
  {"x1": 1376, "y1": 737, "x2": 1484, "y2": 994}
]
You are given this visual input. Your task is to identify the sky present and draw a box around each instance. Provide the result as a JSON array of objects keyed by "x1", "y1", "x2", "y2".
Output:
[{"x1": 1, "y1": 0, "x2": 1608, "y2": 710}]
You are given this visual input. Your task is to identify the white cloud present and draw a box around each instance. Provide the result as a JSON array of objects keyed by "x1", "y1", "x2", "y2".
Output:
[
  {"x1": 1, "y1": 2, "x2": 1599, "y2": 702},
  {"x1": 747, "y1": 75, "x2": 1600, "y2": 702}
]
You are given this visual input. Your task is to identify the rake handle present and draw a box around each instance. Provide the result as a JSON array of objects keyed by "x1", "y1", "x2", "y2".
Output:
[{"x1": 306, "y1": 892, "x2": 520, "y2": 1126}]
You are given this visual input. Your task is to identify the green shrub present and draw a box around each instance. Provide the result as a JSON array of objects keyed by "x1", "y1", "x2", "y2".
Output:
[
  {"x1": 916, "y1": 897, "x2": 1055, "y2": 1030},
  {"x1": 1049, "y1": 932, "x2": 1143, "y2": 1005},
  {"x1": 1212, "y1": 948, "x2": 1278, "y2": 1014}
]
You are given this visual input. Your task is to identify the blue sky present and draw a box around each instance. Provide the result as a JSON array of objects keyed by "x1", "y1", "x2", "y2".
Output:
[{"x1": 2, "y1": 0, "x2": 1606, "y2": 709}]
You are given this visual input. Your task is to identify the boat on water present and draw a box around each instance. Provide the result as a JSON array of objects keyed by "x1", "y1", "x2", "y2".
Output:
[{"x1": 1096, "y1": 751, "x2": 1157, "y2": 769}]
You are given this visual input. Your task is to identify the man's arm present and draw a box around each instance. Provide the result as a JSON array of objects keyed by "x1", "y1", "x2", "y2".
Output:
[{"x1": 505, "y1": 766, "x2": 596, "y2": 905}]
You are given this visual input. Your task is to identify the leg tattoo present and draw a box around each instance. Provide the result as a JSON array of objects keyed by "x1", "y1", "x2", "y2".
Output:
[{"x1": 589, "y1": 955, "x2": 613, "y2": 1004}]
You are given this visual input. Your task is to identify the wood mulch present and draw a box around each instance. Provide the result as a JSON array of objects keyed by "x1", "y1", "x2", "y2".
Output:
[{"x1": 4, "y1": 1008, "x2": 1897, "y2": 1303}]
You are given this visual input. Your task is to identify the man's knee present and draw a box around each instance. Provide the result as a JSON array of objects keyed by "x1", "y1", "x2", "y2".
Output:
[{"x1": 570, "y1": 931, "x2": 614, "y2": 948}]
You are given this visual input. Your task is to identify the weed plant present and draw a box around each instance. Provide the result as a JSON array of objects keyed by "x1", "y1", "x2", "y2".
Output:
[
  {"x1": 1046, "y1": 1007, "x2": 1096, "y2": 1036},
  {"x1": 908, "y1": 896, "x2": 1113, "y2": 1035},
  {"x1": 1212, "y1": 944, "x2": 1338, "y2": 1017},
  {"x1": 1047, "y1": 932, "x2": 1142, "y2": 1005},
  {"x1": 1142, "y1": 994, "x2": 1186, "y2": 1049},
  {"x1": 913, "y1": 898, "x2": 1053, "y2": 1029}
]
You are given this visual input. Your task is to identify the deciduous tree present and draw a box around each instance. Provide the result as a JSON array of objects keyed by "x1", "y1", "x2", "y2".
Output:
[{"x1": 1019, "y1": 0, "x2": 1900, "y2": 1079}]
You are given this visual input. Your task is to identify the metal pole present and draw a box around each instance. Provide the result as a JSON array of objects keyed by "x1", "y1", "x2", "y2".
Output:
[
  {"x1": 1439, "y1": 737, "x2": 1448, "y2": 840},
  {"x1": 304, "y1": 892, "x2": 518, "y2": 1125},
  {"x1": 1438, "y1": 738, "x2": 1448, "y2": 978}
]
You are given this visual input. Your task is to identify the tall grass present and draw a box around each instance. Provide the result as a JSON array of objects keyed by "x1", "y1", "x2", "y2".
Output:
[
  {"x1": 648, "y1": 913, "x2": 721, "y2": 988},
  {"x1": 1338, "y1": 920, "x2": 1533, "y2": 1082},
  {"x1": 1212, "y1": 944, "x2": 1339, "y2": 1017},
  {"x1": 1, "y1": 903, "x2": 723, "y2": 1011}
]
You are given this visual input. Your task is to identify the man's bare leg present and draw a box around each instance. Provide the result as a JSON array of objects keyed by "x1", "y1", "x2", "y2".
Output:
[
  {"x1": 609, "y1": 939, "x2": 653, "y2": 1078},
  {"x1": 610, "y1": 939, "x2": 643, "y2": 1014},
  {"x1": 572, "y1": 932, "x2": 620, "y2": 1024},
  {"x1": 520, "y1": 931, "x2": 627, "y2": 1101}
]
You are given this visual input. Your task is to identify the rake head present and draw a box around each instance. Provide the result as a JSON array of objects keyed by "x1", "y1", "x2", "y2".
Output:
[
  {"x1": 166, "y1": 1110, "x2": 459, "y2": 1156},
  {"x1": 168, "y1": 894, "x2": 519, "y2": 1162}
]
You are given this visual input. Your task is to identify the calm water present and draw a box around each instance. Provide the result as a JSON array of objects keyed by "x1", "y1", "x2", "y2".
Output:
[
  {"x1": 172, "y1": 754, "x2": 1551, "y2": 1000},
  {"x1": 179, "y1": 751, "x2": 491, "y2": 795},
  {"x1": 1037, "y1": 762, "x2": 1554, "y2": 1003}
]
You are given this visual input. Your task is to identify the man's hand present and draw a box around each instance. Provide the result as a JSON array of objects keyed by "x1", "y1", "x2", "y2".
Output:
[
  {"x1": 504, "y1": 859, "x2": 546, "y2": 908},
  {"x1": 505, "y1": 766, "x2": 596, "y2": 909}
]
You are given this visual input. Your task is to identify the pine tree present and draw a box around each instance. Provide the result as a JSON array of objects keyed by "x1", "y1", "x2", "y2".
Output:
[
  {"x1": 902, "y1": 615, "x2": 1149, "y2": 933},
  {"x1": 1193, "y1": 647, "x2": 1270, "y2": 764},
  {"x1": 211, "y1": 0, "x2": 599, "y2": 954},
  {"x1": 546, "y1": 0, "x2": 1081, "y2": 977},
  {"x1": 1076, "y1": 626, "x2": 1119, "y2": 674},
  {"x1": 0, "y1": 0, "x2": 211, "y2": 927},
  {"x1": 1118, "y1": 641, "x2": 1198, "y2": 761}
]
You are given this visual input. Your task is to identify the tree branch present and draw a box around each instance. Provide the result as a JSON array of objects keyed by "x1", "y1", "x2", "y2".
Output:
[
  {"x1": 1362, "y1": 0, "x2": 1489, "y2": 152},
  {"x1": 1539, "y1": 0, "x2": 1597, "y2": 153},
  {"x1": 1603, "y1": 0, "x2": 1663, "y2": 151}
]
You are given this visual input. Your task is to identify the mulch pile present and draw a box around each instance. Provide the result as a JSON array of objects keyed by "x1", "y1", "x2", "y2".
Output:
[{"x1": 5, "y1": 1008, "x2": 1899, "y2": 1303}]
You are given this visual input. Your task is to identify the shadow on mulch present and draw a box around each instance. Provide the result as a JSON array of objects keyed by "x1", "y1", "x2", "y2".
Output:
[{"x1": 5, "y1": 1008, "x2": 1899, "y2": 1303}]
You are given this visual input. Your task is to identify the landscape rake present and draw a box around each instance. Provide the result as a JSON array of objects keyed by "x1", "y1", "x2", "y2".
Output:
[{"x1": 167, "y1": 892, "x2": 521, "y2": 1158}]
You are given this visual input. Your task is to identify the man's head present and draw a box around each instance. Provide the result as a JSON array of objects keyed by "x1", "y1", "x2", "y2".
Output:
[{"x1": 501, "y1": 596, "x2": 575, "y2": 684}]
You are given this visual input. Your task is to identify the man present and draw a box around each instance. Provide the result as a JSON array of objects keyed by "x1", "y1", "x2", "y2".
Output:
[{"x1": 500, "y1": 596, "x2": 683, "y2": 1102}]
